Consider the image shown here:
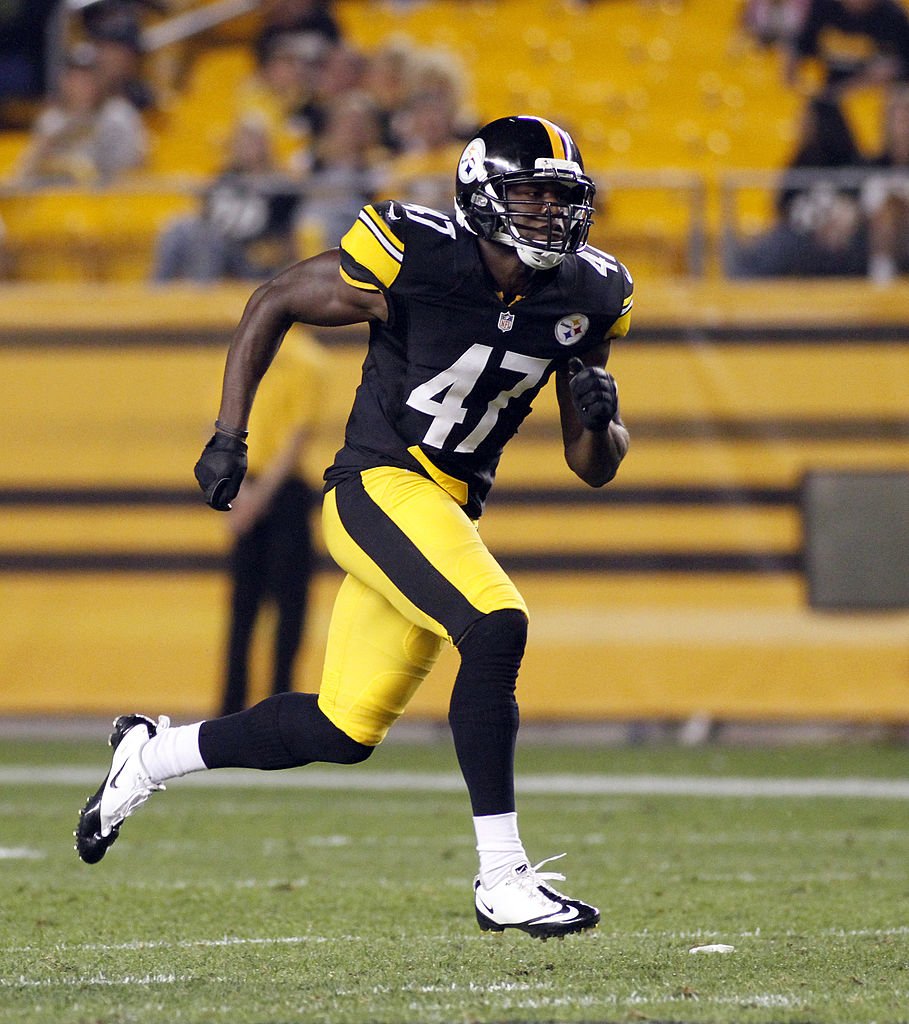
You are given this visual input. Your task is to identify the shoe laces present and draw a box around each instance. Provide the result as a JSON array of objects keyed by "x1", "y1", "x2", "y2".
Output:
[
  {"x1": 529, "y1": 853, "x2": 567, "y2": 882},
  {"x1": 506, "y1": 853, "x2": 570, "y2": 902}
]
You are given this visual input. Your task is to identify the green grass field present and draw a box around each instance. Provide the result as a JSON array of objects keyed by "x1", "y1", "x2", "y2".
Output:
[{"x1": 1, "y1": 732, "x2": 908, "y2": 1024}]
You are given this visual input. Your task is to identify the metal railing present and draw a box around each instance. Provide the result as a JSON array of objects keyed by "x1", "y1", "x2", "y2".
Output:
[
  {"x1": 0, "y1": 168, "x2": 713, "y2": 281},
  {"x1": 7, "y1": 164, "x2": 906, "y2": 281}
]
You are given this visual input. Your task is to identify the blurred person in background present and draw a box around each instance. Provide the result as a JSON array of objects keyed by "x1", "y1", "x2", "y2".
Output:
[
  {"x1": 726, "y1": 95, "x2": 870, "y2": 275},
  {"x1": 785, "y1": 0, "x2": 909, "y2": 99},
  {"x1": 235, "y1": 31, "x2": 328, "y2": 168},
  {"x1": 296, "y1": 90, "x2": 388, "y2": 250},
  {"x1": 864, "y1": 84, "x2": 909, "y2": 280},
  {"x1": 12, "y1": 43, "x2": 148, "y2": 187},
  {"x1": 362, "y1": 37, "x2": 414, "y2": 154},
  {"x1": 740, "y1": 0, "x2": 811, "y2": 48},
  {"x1": 387, "y1": 48, "x2": 471, "y2": 150},
  {"x1": 254, "y1": 0, "x2": 342, "y2": 67},
  {"x1": 81, "y1": 0, "x2": 167, "y2": 38},
  {"x1": 294, "y1": 40, "x2": 370, "y2": 140},
  {"x1": 89, "y1": 10, "x2": 158, "y2": 113},
  {"x1": 152, "y1": 118, "x2": 301, "y2": 282},
  {"x1": 218, "y1": 328, "x2": 326, "y2": 717},
  {"x1": 379, "y1": 54, "x2": 474, "y2": 212}
]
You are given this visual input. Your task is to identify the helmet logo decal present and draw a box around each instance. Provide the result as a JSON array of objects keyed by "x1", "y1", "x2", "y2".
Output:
[
  {"x1": 555, "y1": 314, "x2": 589, "y2": 345},
  {"x1": 497, "y1": 311, "x2": 515, "y2": 332},
  {"x1": 458, "y1": 138, "x2": 487, "y2": 183}
]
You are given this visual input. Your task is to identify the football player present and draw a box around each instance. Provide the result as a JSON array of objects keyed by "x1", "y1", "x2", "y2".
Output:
[{"x1": 75, "y1": 115, "x2": 633, "y2": 940}]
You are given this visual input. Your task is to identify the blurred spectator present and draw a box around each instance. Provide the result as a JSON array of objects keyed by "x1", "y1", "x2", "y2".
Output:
[
  {"x1": 81, "y1": 0, "x2": 167, "y2": 39},
  {"x1": 380, "y1": 89, "x2": 467, "y2": 212},
  {"x1": 785, "y1": 0, "x2": 909, "y2": 99},
  {"x1": 0, "y1": 0, "x2": 58, "y2": 109},
  {"x1": 12, "y1": 44, "x2": 148, "y2": 187},
  {"x1": 152, "y1": 118, "x2": 301, "y2": 282},
  {"x1": 297, "y1": 91, "x2": 388, "y2": 248},
  {"x1": 254, "y1": 0, "x2": 342, "y2": 66},
  {"x1": 235, "y1": 31, "x2": 327, "y2": 166},
  {"x1": 377, "y1": 49, "x2": 475, "y2": 211},
  {"x1": 89, "y1": 12, "x2": 157, "y2": 112},
  {"x1": 740, "y1": 0, "x2": 810, "y2": 47},
  {"x1": 363, "y1": 37, "x2": 416, "y2": 154},
  {"x1": 388, "y1": 48, "x2": 471, "y2": 149},
  {"x1": 219, "y1": 327, "x2": 326, "y2": 717},
  {"x1": 864, "y1": 85, "x2": 909, "y2": 281},
  {"x1": 726, "y1": 96, "x2": 870, "y2": 276},
  {"x1": 297, "y1": 40, "x2": 370, "y2": 139}
]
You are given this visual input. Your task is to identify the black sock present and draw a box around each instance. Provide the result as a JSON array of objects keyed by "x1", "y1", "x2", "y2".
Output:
[
  {"x1": 198, "y1": 692, "x2": 373, "y2": 770},
  {"x1": 448, "y1": 608, "x2": 527, "y2": 816}
]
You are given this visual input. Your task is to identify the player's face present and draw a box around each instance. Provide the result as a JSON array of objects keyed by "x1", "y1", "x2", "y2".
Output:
[{"x1": 505, "y1": 180, "x2": 574, "y2": 243}]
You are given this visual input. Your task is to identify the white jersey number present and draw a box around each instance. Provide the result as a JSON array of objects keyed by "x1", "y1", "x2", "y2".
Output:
[
  {"x1": 401, "y1": 203, "x2": 456, "y2": 238},
  {"x1": 406, "y1": 344, "x2": 551, "y2": 453}
]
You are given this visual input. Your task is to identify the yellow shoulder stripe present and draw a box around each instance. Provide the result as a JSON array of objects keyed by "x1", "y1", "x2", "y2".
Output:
[
  {"x1": 363, "y1": 205, "x2": 404, "y2": 253},
  {"x1": 340, "y1": 207, "x2": 404, "y2": 290}
]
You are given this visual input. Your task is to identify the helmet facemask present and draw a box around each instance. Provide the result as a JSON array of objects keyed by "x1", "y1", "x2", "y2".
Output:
[
  {"x1": 463, "y1": 162, "x2": 595, "y2": 269},
  {"x1": 500, "y1": 169, "x2": 595, "y2": 267}
]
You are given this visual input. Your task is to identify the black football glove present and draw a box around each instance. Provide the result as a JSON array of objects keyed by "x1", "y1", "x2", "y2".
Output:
[
  {"x1": 567, "y1": 357, "x2": 618, "y2": 431},
  {"x1": 194, "y1": 431, "x2": 248, "y2": 511}
]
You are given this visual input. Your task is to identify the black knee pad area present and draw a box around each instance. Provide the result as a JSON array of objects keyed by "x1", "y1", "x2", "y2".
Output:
[
  {"x1": 457, "y1": 608, "x2": 528, "y2": 664},
  {"x1": 450, "y1": 608, "x2": 528, "y2": 719},
  {"x1": 200, "y1": 692, "x2": 374, "y2": 770}
]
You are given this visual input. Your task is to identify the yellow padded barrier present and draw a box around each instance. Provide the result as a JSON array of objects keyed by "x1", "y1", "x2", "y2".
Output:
[
  {"x1": 2, "y1": 570, "x2": 907, "y2": 722},
  {"x1": 0, "y1": 280, "x2": 906, "y2": 721},
  {"x1": 5, "y1": 335, "x2": 905, "y2": 491}
]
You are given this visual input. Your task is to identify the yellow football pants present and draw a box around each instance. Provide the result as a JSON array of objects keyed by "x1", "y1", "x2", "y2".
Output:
[{"x1": 317, "y1": 466, "x2": 528, "y2": 745}]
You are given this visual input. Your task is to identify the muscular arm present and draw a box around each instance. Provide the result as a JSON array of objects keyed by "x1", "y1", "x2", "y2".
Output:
[
  {"x1": 556, "y1": 340, "x2": 630, "y2": 488},
  {"x1": 216, "y1": 249, "x2": 387, "y2": 431}
]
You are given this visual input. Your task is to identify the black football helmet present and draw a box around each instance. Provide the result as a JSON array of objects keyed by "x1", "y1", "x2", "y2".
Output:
[{"x1": 455, "y1": 115, "x2": 596, "y2": 269}]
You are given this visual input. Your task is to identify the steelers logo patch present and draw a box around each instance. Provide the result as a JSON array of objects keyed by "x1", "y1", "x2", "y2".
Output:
[
  {"x1": 458, "y1": 138, "x2": 487, "y2": 183},
  {"x1": 555, "y1": 313, "x2": 590, "y2": 346}
]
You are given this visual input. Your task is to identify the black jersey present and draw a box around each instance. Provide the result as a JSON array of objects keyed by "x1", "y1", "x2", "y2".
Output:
[{"x1": 324, "y1": 200, "x2": 633, "y2": 519}]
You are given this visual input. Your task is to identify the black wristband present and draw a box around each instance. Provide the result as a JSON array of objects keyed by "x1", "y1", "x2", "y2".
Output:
[{"x1": 214, "y1": 419, "x2": 249, "y2": 440}]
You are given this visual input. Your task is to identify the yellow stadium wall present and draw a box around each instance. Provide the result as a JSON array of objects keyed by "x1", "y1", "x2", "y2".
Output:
[{"x1": 1, "y1": 280, "x2": 907, "y2": 723}]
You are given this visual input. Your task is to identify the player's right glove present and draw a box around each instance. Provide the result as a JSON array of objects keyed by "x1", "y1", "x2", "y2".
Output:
[
  {"x1": 567, "y1": 357, "x2": 618, "y2": 431},
  {"x1": 194, "y1": 430, "x2": 248, "y2": 511}
]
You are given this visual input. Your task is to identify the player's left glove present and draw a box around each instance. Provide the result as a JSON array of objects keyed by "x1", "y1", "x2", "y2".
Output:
[
  {"x1": 194, "y1": 427, "x2": 248, "y2": 511},
  {"x1": 567, "y1": 357, "x2": 618, "y2": 431}
]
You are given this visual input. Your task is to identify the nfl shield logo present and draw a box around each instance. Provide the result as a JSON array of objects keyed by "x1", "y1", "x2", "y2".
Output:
[{"x1": 497, "y1": 311, "x2": 515, "y2": 333}]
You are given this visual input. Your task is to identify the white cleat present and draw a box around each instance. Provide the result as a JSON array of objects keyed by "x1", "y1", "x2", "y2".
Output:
[
  {"x1": 74, "y1": 714, "x2": 168, "y2": 864},
  {"x1": 474, "y1": 854, "x2": 600, "y2": 940}
]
